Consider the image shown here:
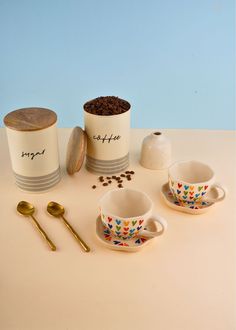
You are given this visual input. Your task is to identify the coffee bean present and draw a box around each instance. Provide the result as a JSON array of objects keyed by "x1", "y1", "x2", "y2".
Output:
[
  {"x1": 108, "y1": 180, "x2": 112, "y2": 184},
  {"x1": 120, "y1": 174, "x2": 126, "y2": 177},
  {"x1": 130, "y1": 171, "x2": 135, "y2": 174},
  {"x1": 118, "y1": 180, "x2": 123, "y2": 183},
  {"x1": 103, "y1": 183, "x2": 108, "y2": 186},
  {"x1": 92, "y1": 185, "x2": 96, "y2": 189},
  {"x1": 125, "y1": 171, "x2": 130, "y2": 174},
  {"x1": 84, "y1": 96, "x2": 130, "y2": 116},
  {"x1": 112, "y1": 176, "x2": 116, "y2": 179},
  {"x1": 118, "y1": 184, "x2": 123, "y2": 188},
  {"x1": 106, "y1": 176, "x2": 111, "y2": 179},
  {"x1": 127, "y1": 177, "x2": 132, "y2": 181}
]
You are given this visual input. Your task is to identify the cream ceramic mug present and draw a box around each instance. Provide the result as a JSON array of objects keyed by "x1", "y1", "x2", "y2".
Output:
[
  {"x1": 168, "y1": 160, "x2": 226, "y2": 204},
  {"x1": 100, "y1": 188, "x2": 167, "y2": 240}
]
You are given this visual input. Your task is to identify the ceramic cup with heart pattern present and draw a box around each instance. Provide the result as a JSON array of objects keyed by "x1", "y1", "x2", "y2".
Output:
[
  {"x1": 168, "y1": 160, "x2": 226, "y2": 204},
  {"x1": 99, "y1": 188, "x2": 167, "y2": 240}
]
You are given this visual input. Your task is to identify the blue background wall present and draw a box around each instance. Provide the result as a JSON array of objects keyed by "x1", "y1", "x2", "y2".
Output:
[{"x1": 0, "y1": 0, "x2": 235, "y2": 129}]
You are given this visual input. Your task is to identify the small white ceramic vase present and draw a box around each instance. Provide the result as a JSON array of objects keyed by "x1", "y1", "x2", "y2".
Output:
[{"x1": 140, "y1": 132, "x2": 171, "y2": 170}]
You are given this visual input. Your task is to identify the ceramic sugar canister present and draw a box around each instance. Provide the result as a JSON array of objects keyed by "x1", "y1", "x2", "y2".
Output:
[
  {"x1": 84, "y1": 96, "x2": 131, "y2": 174},
  {"x1": 4, "y1": 107, "x2": 60, "y2": 192},
  {"x1": 140, "y1": 132, "x2": 171, "y2": 170}
]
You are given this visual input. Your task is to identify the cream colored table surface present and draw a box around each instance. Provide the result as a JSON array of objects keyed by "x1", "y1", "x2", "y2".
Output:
[{"x1": 0, "y1": 128, "x2": 235, "y2": 330}]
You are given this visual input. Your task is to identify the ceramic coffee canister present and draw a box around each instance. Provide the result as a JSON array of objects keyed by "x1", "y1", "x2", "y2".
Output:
[
  {"x1": 140, "y1": 132, "x2": 171, "y2": 170},
  {"x1": 84, "y1": 96, "x2": 131, "y2": 174},
  {"x1": 4, "y1": 107, "x2": 60, "y2": 192}
]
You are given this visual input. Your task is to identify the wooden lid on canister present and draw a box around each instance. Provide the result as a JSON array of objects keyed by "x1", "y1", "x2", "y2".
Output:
[{"x1": 3, "y1": 107, "x2": 57, "y2": 131}]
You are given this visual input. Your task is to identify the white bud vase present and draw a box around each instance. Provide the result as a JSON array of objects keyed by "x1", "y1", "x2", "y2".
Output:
[{"x1": 140, "y1": 132, "x2": 171, "y2": 170}]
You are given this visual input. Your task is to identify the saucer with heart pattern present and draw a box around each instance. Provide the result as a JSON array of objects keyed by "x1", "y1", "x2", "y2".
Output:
[
  {"x1": 95, "y1": 215, "x2": 158, "y2": 252},
  {"x1": 161, "y1": 183, "x2": 218, "y2": 214}
]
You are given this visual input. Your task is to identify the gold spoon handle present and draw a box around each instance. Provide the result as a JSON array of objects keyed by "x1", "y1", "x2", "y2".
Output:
[
  {"x1": 61, "y1": 215, "x2": 90, "y2": 252},
  {"x1": 30, "y1": 215, "x2": 57, "y2": 251}
]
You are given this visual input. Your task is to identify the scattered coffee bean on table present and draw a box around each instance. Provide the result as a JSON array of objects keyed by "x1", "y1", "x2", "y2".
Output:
[{"x1": 91, "y1": 169, "x2": 136, "y2": 189}]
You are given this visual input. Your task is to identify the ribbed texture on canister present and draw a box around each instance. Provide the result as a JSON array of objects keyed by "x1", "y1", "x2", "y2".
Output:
[
  {"x1": 86, "y1": 154, "x2": 129, "y2": 174},
  {"x1": 14, "y1": 168, "x2": 60, "y2": 192}
]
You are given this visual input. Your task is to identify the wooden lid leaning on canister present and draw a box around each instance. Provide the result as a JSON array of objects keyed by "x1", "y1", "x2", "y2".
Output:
[{"x1": 3, "y1": 107, "x2": 57, "y2": 131}]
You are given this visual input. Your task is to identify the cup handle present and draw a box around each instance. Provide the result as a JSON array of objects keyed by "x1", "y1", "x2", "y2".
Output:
[
  {"x1": 205, "y1": 182, "x2": 227, "y2": 203},
  {"x1": 141, "y1": 214, "x2": 167, "y2": 238}
]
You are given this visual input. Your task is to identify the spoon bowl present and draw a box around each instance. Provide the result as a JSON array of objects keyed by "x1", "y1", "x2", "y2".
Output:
[
  {"x1": 17, "y1": 201, "x2": 35, "y2": 216},
  {"x1": 47, "y1": 201, "x2": 65, "y2": 217}
]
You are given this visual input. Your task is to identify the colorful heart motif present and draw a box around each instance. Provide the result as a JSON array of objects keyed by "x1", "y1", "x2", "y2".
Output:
[
  {"x1": 204, "y1": 185, "x2": 208, "y2": 190},
  {"x1": 177, "y1": 189, "x2": 181, "y2": 194},
  {"x1": 130, "y1": 228, "x2": 135, "y2": 233},
  {"x1": 189, "y1": 191, "x2": 194, "y2": 196},
  {"x1": 195, "y1": 193, "x2": 200, "y2": 198},
  {"x1": 182, "y1": 196, "x2": 187, "y2": 199},
  {"x1": 178, "y1": 183, "x2": 182, "y2": 188},
  {"x1": 132, "y1": 220, "x2": 137, "y2": 226},
  {"x1": 190, "y1": 186, "x2": 194, "y2": 190},
  {"x1": 108, "y1": 224, "x2": 113, "y2": 229},
  {"x1": 184, "y1": 191, "x2": 188, "y2": 196},
  {"x1": 198, "y1": 186, "x2": 203, "y2": 191},
  {"x1": 190, "y1": 196, "x2": 194, "y2": 200},
  {"x1": 201, "y1": 191, "x2": 206, "y2": 196},
  {"x1": 184, "y1": 185, "x2": 189, "y2": 190},
  {"x1": 104, "y1": 229, "x2": 110, "y2": 235},
  {"x1": 113, "y1": 240, "x2": 121, "y2": 245},
  {"x1": 124, "y1": 227, "x2": 129, "y2": 231},
  {"x1": 202, "y1": 201, "x2": 207, "y2": 205},
  {"x1": 123, "y1": 231, "x2": 128, "y2": 235},
  {"x1": 139, "y1": 220, "x2": 144, "y2": 225},
  {"x1": 105, "y1": 236, "x2": 112, "y2": 241},
  {"x1": 123, "y1": 243, "x2": 129, "y2": 247},
  {"x1": 116, "y1": 225, "x2": 121, "y2": 231},
  {"x1": 135, "y1": 239, "x2": 141, "y2": 244},
  {"x1": 115, "y1": 231, "x2": 121, "y2": 236},
  {"x1": 108, "y1": 217, "x2": 112, "y2": 222},
  {"x1": 137, "y1": 226, "x2": 142, "y2": 230},
  {"x1": 124, "y1": 221, "x2": 129, "y2": 226},
  {"x1": 116, "y1": 219, "x2": 121, "y2": 225}
]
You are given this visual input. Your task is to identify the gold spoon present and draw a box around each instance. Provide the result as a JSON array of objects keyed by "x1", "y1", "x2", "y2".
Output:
[
  {"x1": 47, "y1": 202, "x2": 90, "y2": 253},
  {"x1": 17, "y1": 201, "x2": 56, "y2": 251}
]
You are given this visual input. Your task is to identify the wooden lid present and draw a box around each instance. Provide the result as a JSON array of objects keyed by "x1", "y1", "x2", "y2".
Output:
[
  {"x1": 3, "y1": 107, "x2": 57, "y2": 131},
  {"x1": 66, "y1": 127, "x2": 87, "y2": 175}
]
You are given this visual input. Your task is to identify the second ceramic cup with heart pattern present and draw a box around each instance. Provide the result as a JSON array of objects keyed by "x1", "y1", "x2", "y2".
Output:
[
  {"x1": 99, "y1": 188, "x2": 167, "y2": 240},
  {"x1": 168, "y1": 160, "x2": 226, "y2": 204}
]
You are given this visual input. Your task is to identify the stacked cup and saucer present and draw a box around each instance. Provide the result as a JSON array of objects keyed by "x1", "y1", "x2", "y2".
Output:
[
  {"x1": 96, "y1": 188, "x2": 167, "y2": 252},
  {"x1": 161, "y1": 160, "x2": 226, "y2": 215}
]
